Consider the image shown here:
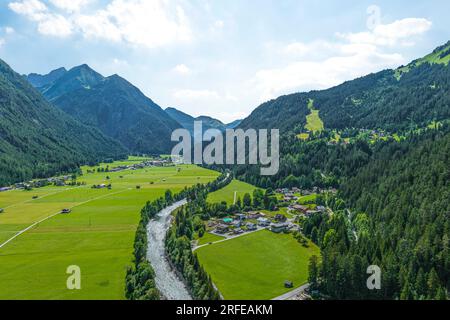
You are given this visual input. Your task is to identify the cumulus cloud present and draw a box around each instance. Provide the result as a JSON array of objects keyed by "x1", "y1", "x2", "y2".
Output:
[
  {"x1": 4, "y1": 27, "x2": 15, "y2": 34},
  {"x1": 9, "y1": 0, "x2": 192, "y2": 46},
  {"x1": 49, "y1": 0, "x2": 91, "y2": 13},
  {"x1": 253, "y1": 17, "x2": 432, "y2": 101},
  {"x1": 337, "y1": 18, "x2": 432, "y2": 47},
  {"x1": 9, "y1": 0, "x2": 72, "y2": 37}
]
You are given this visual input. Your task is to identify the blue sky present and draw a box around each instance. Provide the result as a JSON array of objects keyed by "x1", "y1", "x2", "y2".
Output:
[{"x1": 0, "y1": 0, "x2": 449, "y2": 122}]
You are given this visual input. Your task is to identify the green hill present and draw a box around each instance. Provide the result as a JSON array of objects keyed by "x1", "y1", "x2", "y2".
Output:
[{"x1": 239, "y1": 41, "x2": 450, "y2": 133}]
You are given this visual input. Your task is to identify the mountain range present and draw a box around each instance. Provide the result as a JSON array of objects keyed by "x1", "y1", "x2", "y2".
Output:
[
  {"x1": 239, "y1": 41, "x2": 450, "y2": 133},
  {"x1": 165, "y1": 107, "x2": 241, "y2": 134}
]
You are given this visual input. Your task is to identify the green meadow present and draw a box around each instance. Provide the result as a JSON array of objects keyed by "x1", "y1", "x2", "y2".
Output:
[
  {"x1": 207, "y1": 179, "x2": 260, "y2": 205},
  {"x1": 305, "y1": 99, "x2": 324, "y2": 133},
  {"x1": 0, "y1": 158, "x2": 218, "y2": 300},
  {"x1": 196, "y1": 230, "x2": 320, "y2": 300}
]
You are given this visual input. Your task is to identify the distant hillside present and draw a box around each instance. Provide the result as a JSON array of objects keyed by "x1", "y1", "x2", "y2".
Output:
[
  {"x1": 30, "y1": 65, "x2": 181, "y2": 154},
  {"x1": 0, "y1": 59, "x2": 126, "y2": 186},
  {"x1": 240, "y1": 41, "x2": 450, "y2": 133},
  {"x1": 26, "y1": 67, "x2": 67, "y2": 88},
  {"x1": 165, "y1": 107, "x2": 242, "y2": 134}
]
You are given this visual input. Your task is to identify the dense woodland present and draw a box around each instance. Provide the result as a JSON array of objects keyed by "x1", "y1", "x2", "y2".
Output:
[
  {"x1": 304, "y1": 129, "x2": 449, "y2": 299},
  {"x1": 232, "y1": 44, "x2": 450, "y2": 299}
]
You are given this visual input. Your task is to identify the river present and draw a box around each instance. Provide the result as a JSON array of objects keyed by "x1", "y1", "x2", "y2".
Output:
[{"x1": 146, "y1": 199, "x2": 192, "y2": 300}]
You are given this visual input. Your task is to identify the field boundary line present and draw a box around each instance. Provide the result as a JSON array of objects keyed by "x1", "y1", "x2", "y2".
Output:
[
  {"x1": 3, "y1": 186, "x2": 84, "y2": 210},
  {"x1": 192, "y1": 228, "x2": 264, "y2": 252},
  {"x1": 0, "y1": 189, "x2": 128, "y2": 250}
]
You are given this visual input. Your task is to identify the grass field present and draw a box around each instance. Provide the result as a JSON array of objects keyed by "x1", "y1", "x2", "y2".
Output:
[
  {"x1": 0, "y1": 158, "x2": 218, "y2": 300},
  {"x1": 196, "y1": 232, "x2": 226, "y2": 246},
  {"x1": 196, "y1": 230, "x2": 320, "y2": 300},
  {"x1": 305, "y1": 99, "x2": 324, "y2": 133},
  {"x1": 207, "y1": 179, "x2": 260, "y2": 205}
]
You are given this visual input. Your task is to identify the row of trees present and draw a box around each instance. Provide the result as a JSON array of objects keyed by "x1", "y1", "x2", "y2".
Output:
[{"x1": 125, "y1": 172, "x2": 232, "y2": 300}]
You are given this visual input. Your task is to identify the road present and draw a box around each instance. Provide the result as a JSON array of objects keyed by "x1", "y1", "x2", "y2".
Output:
[{"x1": 272, "y1": 283, "x2": 310, "y2": 300}]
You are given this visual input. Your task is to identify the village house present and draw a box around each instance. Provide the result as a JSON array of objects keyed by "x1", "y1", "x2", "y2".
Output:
[
  {"x1": 257, "y1": 217, "x2": 270, "y2": 227},
  {"x1": 290, "y1": 204, "x2": 308, "y2": 213},
  {"x1": 270, "y1": 222, "x2": 289, "y2": 233},
  {"x1": 215, "y1": 224, "x2": 230, "y2": 234},
  {"x1": 246, "y1": 223, "x2": 257, "y2": 231},
  {"x1": 247, "y1": 211, "x2": 263, "y2": 219},
  {"x1": 232, "y1": 228, "x2": 244, "y2": 235},
  {"x1": 274, "y1": 214, "x2": 287, "y2": 222},
  {"x1": 235, "y1": 213, "x2": 246, "y2": 221}
]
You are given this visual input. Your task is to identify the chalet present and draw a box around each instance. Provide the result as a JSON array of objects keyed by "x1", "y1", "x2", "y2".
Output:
[
  {"x1": 247, "y1": 211, "x2": 262, "y2": 219},
  {"x1": 257, "y1": 217, "x2": 270, "y2": 227},
  {"x1": 215, "y1": 224, "x2": 230, "y2": 234},
  {"x1": 232, "y1": 228, "x2": 244, "y2": 235},
  {"x1": 291, "y1": 204, "x2": 308, "y2": 213},
  {"x1": 235, "y1": 213, "x2": 246, "y2": 221},
  {"x1": 270, "y1": 222, "x2": 289, "y2": 233},
  {"x1": 246, "y1": 223, "x2": 257, "y2": 231},
  {"x1": 232, "y1": 220, "x2": 243, "y2": 228}
]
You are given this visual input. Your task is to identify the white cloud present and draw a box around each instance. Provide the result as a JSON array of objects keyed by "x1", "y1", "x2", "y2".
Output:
[
  {"x1": 253, "y1": 18, "x2": 432, "y2": 101},
  {"x1": 9, "y1": 0, "x2": 47, "y2": 20},
  {"x1": 9, "y1": 0, "x2": 192, "y2": 46},
  {"x1": 4, "y1": 27, "x2": 15, "y2": 34},
  {"x1": 214, "y1": 20, "x2": 224, "y2": 28},
  {"x1": 75, "y1": 0, "x2": 192, "y2": 48},
  {"x1": 37, "y1": 13, "x2": 72, "y2": 37},
  {"x1": 173, "y1": 64, "x2": 191, "y2": 75},
  {"x1": 9, "y1": 0, "x2": 72, "y2": 37},
  {"x1": 49, "y1": 0, "x2": 91, "y2": 13},
  {"x1": 337, "y1": 18, "x2": 432, "y2": 47}
]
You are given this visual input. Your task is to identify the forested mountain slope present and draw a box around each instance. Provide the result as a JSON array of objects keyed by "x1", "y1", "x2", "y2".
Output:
[
  {"x1": 306, "y1": 128, "x2": 450, "y2": 299},
  {"x1": 31, "y1": 65, "x2": 181, "y2": 154},
  {"x1": 0, "y1": 59, "x2": 126, "y2": 186}
]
